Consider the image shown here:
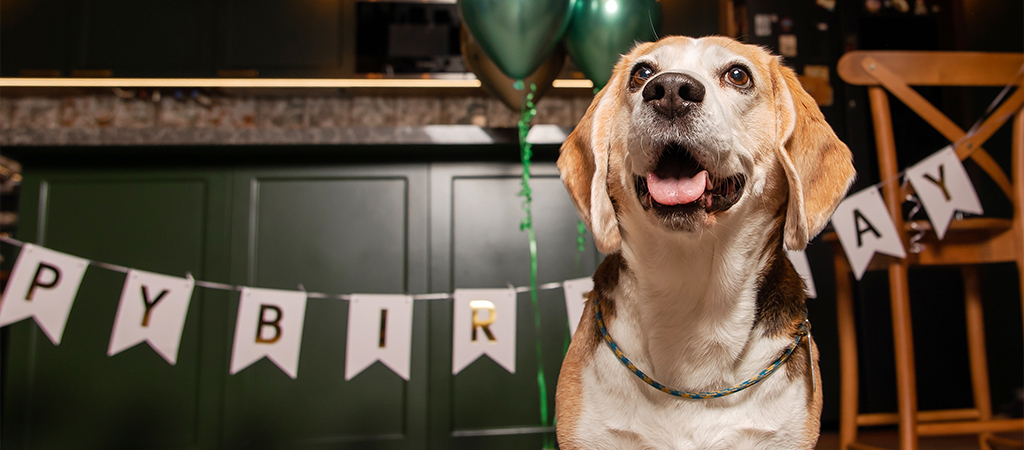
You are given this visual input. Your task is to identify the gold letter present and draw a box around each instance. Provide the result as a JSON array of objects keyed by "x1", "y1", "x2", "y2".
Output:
[
  {"x1": 470, "y1": 300, "x2": 497, "y2": 342},
  {"x1": 922, "y1": 164, "x2": 952, "y2": 201},
  {"x1": 379, "y1": 309, "x2": 388, "y2": 348},
  {"x1": 255, "y1": 304, "x2": 283, "y2": 344},
  {"x1": 140, "y1": 285, "x2": 170, "y2": 327},
  {"x1": 26, "y1": 262, "x2": 61, "y2": 301}
]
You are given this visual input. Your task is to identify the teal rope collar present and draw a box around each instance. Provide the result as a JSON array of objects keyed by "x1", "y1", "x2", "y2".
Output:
[{"x1": 594, "y1": 298, "x2": 811, "y2": 399}]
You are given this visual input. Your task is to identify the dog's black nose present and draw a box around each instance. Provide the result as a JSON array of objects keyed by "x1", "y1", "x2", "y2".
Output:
[{"x1": 642, "y1": 72, "x2": 705, "y2": 118}]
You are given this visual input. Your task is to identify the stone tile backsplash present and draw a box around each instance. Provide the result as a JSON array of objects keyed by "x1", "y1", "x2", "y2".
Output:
[{"x1": 0, "y1": 94, "x2": 588, "y2": 134}]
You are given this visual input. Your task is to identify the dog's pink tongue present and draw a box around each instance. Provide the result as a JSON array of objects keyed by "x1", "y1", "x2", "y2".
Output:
[{"x1": 647, "y1": 165, "x2": 709, "y2": 206}]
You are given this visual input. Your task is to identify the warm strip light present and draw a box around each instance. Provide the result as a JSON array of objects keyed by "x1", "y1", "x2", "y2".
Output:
[
  {"x1": 0, "y1": 77, "x2": 595, "y2": 89},
  {"x1": 552, "y1": 79, "x2": 594, "y2": 89},
  {"x1": 0, "y1": 77, "x2": 481, "y2": 88}
]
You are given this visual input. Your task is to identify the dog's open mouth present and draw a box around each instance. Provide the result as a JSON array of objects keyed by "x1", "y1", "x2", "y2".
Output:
[{"x1": 635, "y1": 143, "x2": 746, "y2": 215}]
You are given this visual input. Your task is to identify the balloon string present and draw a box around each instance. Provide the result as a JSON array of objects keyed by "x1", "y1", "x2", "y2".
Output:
[{"x1": 517, "y1": 81, "x2": 552, "y2": 449}]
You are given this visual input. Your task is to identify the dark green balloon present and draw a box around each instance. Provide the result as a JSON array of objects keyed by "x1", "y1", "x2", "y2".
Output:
[
  {"x1": 459, "y1": 0, "x2": 576, "y2": 80},
  {"x1": 565, "y1": 0, "x2": 662, "y2": 89}
]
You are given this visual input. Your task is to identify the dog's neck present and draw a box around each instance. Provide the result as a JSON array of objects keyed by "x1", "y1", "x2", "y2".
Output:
[{"x1": 606, "y1": 210, "x2": 798, "y2": 391}]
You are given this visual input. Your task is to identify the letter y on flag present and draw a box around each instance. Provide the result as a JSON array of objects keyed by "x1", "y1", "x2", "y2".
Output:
[
  {"x1": 108, "y1": 270, "x2": 194, "y2": 364},
  {"x1": 905, "y1": 146, "x2": 983, "y2": 239}
]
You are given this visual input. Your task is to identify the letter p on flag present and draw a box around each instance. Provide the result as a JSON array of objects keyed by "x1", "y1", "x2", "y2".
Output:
[{"x1": 0, "y1": 244, "x2": 89, "y2": 345}]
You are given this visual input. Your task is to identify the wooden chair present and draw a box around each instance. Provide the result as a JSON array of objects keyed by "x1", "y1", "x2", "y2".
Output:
[{"x1": 831, "y1": 51, "x2": 1024, "y2": 450}]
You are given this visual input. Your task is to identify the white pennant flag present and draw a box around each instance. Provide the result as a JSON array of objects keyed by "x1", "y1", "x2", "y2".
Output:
[
  {"x1": 230, "y1": 287, "x2": 307, "y2": 379},
  {"x1": 108, "y1": 270, "x2": 195, "y2": 364},
  {"x1": 0, "y1": 244, "x2": 89, "y2": 345},
  {"x1": 905, "y1": 146, "x2": 983, "y2": 239},
  {"x1": 562, "y1": 277, "x2": 593, "y2": 338},
  {"x1": 785, "y1": 249, "x2": 817, "y2": 299},
  {"x1": 345, "y1": 294, "x2": 413, "y2": 381},
  {"x1": 832, "y1": 187, "x2": 907, "y2": 280},
  {"x1": 452, "y1": 288, "x2": 516, "y2": 375}
]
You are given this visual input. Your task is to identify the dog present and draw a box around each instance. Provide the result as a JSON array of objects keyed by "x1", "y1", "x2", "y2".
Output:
[{"x1": 554, "y1": 36, "x2": 855, "y2": 449}]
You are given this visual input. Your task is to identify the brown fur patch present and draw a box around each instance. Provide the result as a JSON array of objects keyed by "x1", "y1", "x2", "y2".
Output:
[
  {"x1": 752, "y1": 228, "x2": 823, "y2": 446},
  {"x1": 753, "y1": 227, "x2": 809, "y2": 339}
]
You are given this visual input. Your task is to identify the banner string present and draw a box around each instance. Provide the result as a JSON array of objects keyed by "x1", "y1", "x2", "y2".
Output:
[
  {"x1": 901, "y1": 179, "x2": 926, "y2": 254},
  {"x1": 868, "y1": 65, "x2": 1023, "y2": 193},
  {"x1": 0, "y1": 236, "x2": 569, "y2": 301}
]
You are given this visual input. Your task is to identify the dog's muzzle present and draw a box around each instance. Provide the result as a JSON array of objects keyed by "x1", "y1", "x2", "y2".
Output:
[{"x1": 635, "y1": 144, "x2": 746, "y2": 215}]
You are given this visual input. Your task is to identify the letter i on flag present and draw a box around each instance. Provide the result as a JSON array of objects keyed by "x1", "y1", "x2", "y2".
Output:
[
  {"x1": 108, "y1": 270, "x2": 195, "y2": 364},
  {"x1": 832, "y1": 187, "x2": 907, "y2": 280},
  {"x1": 452, "y1": 288, "x2": 516, "y2": 375},
  {"x1": 230, "y1": 287, "x2": 307, "y2": 379},
  {"x1": 562, "y1": 277, "x2": 593, "y2": 338},
  {"x1": 0, "y1": 244, "x2": 89, "y2": 345},
  {"x1": 905, "y1": 146, "x2": 983, "y2": 239},
  {"x1": 345, "y1": 294, "x2": 413, "y2": 381}
]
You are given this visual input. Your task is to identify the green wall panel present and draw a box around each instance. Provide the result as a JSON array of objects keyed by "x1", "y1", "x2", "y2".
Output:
[{"x1": 3, "y1": 158, "x2": 596, "y2": 450}]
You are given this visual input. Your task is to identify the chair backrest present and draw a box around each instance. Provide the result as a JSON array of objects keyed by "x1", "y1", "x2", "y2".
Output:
[{"x1": 836, "y1": 51, "x2": 1024, "y2": 234}]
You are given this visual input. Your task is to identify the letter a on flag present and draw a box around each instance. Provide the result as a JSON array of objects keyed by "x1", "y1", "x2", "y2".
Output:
[
  {"x1": 230, "y1": 287, "x2": 307, "y2": 379},
  {"x1": 832, "y1": 187, "x2": 907, "y2": 280},
  {"x1": 108, "y1": 270, "x2": 195, "y2": 364},
  {"x1": 345, "y1": 294, "x2": 413, "y2": 381},
  {"x1": 452, "y1": 288, "x2": 516, "y2": 375},
  {"x1": 562, "y1": 277, "x2": 593, "y2": 338},
  {"x1": 0, "y1": 244, "x2": 89, "y2": 345},
  {"x1": 905, "y1": 146, "x2": 983, "y2": 239}
]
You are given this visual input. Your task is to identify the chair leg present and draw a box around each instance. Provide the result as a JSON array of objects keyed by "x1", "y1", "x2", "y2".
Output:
[
  {"x1": 835, "y1": 248, "x2": 859, "y2": 450},
  {"x1": 962, "y1": 266, "x2": 994, "y2": 450},
  {"x1": 888, "y1": 261, "x2": 918, "y2": 450}
]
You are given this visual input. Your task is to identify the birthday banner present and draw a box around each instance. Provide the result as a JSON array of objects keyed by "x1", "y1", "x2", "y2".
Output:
[
  {"x1": 831, "y1": 145, "x2": 986, "y2": 280},
  {"x1": 0, "y1": 239, "x2": 818, "y2": 380}
]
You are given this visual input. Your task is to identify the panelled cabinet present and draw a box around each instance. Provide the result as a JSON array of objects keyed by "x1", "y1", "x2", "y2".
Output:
[{"x1": 1, "y1": 145, "x2": 600, "y2": 449}]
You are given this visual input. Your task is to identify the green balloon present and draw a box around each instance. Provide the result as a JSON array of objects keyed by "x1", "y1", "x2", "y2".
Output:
[
  {"x1": 565, "y1": 0, "x2": 662, "y2": 89},
  {"x1": 459, "y1": 0, "x2": 576, "y2": 80}
]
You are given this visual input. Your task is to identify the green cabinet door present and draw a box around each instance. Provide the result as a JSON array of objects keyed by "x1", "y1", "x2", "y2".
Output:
[
  {"x1": 222, "y1": 166, "x2": 429, "y2": 449},
  {"x1": 427, "y1": 163, "x2": 600, "y2": 449}
]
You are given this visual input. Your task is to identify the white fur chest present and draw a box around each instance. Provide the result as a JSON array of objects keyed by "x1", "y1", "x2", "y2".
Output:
[{"x1": 571, "y1": 323, "x2": 811, "y2": 450}]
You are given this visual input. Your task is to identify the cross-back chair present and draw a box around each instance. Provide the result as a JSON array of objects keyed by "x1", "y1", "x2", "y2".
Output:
[{"x1": 831, "y1": 50, "x2": 1024, "y2": 450}]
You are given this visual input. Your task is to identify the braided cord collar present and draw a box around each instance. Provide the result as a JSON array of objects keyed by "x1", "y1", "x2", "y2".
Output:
[{"x1": 594, "y1": 298, "x2": 810, "y2": 399}]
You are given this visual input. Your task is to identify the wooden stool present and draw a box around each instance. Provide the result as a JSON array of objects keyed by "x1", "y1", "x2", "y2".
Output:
[{"x1": 831, "y1": 51, "x2": 1024, "y2": 450}]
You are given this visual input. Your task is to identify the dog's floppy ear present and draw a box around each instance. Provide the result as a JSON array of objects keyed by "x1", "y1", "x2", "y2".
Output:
[
  {"x1": 772, "y1": 58, "x2": 855, "y2": 250},
  {"x1": 558, "y1": 86, "x2": 622, "y2": 253}
]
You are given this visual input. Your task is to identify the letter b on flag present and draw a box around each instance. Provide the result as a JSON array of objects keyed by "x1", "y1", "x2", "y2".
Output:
[{"x1": 230, "y1": 287, "x2": 307, "y2": 379}]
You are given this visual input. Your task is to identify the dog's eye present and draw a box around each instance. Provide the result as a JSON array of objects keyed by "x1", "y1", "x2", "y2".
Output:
[
  {"x1": 724, "y1": 66, "x2": 751, "y2": 87},
  {"x1": 631, "y1": 64, "x2": 655, "y2": 88}
]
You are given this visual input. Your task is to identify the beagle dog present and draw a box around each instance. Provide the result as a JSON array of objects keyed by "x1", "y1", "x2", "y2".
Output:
[{"x1": 555, "y1": 36, "x2": 854, "y2": 449}]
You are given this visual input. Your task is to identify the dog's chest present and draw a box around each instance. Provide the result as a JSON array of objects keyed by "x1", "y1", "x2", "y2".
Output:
[{"x1": 574, "y1": 331, "x2": 810, "y2": 449}]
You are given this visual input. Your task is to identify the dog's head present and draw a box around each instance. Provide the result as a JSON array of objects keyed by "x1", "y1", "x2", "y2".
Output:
[{"x1": 559, "y1": 36, "x2": 854, "y2": 253}]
